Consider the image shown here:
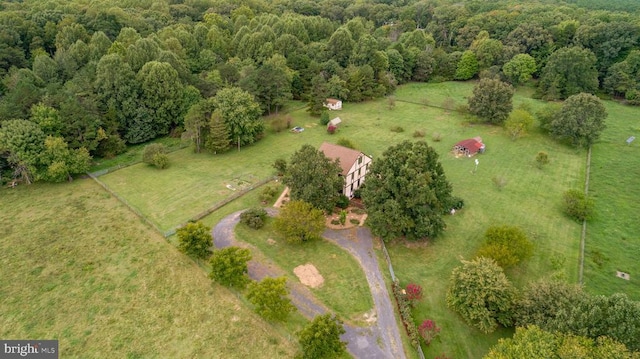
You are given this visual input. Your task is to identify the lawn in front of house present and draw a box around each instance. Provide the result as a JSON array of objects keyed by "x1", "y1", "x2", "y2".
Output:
[{"x1": 235, "y1": 219, "x2": 374, "y2": 325}]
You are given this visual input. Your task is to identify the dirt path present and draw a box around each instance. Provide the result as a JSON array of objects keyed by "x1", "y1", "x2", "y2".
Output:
[{"x1": 212, "y1": 209, "x2": 406, "y2": 359}]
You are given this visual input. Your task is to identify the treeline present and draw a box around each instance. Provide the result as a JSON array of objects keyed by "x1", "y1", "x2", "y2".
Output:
[{"x1": 1, "y1": 0, "x2": 640, "y2": 183}]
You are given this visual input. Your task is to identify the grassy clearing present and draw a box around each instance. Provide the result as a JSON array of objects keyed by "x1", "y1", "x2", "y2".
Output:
[
  {"x1": 0, "y1": 180, "x2": 297, "y2": 358},
  {"x1": 90, "y1": 137, "x2": 184, "y2": 172},
  {"x1": 381, "y1": 82, "x2": 585, "y2": 358},
  {"x1": 584, "y1": 101, "x2": 640, "y2": 300},
  {"x1": 235, "y1": 220, "x2": 373, "y2": 324}
]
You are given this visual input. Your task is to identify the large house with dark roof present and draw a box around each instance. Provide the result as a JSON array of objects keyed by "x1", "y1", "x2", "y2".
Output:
[{"x1": 319, "y1": 142, "x2": 372, "y2": 198}]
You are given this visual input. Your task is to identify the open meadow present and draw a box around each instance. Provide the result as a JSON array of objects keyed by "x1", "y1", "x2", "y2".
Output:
[
  {"x1": 0, "y1": 180, "x2": 298, "y2": 358},
  {"x1": 584, "y1": 101, "x2": 640, "y2": 300},
  {"x1": 12, "y1": 81, "x2": 639, "y2": 358}
]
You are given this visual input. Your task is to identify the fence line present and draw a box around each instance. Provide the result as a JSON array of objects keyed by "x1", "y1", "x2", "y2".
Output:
[
  {"x1": 165, "y1": 176, "x2": 275, "y2": 237},
  {"x1": 379, "y1": 239, "x2": 426, "y2": 359},
  {"x1": 579, "y1": 146, "x2": 592, "y2": 284},
  {"x1": 87, "y1": 172, "x2": 166, "y2": 236},
  {"x1": 89, "y1": 142, "x2": 189, "y2": 178}
]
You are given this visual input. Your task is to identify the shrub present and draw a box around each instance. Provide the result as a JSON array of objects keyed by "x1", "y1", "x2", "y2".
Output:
[
  {"x1": 336, "y1": 138, "x2": 355, "y2": 149},
  {"x1": 260, "y1": 185, "x2": 279, "y2": 204},
  {"x1": 209, "y1": 247, "x2": 251, "y2": 288},
  {"x1": 418, "y1": 319, "x2": 441, "y2": 346},
  {"x1": 563, "y1": 189, "x2": 595, "y2": 221},
  {"x1": 152, "y1": 153, "x2": 170, "y2": 169},
  {"x1": 335, "y1": 195, "x2": 349, "y2": 209},
  {"x1": 392, "y1": 280, "x2": 420, "y2": 347},
  {"x1": 274, "y1": 200, "x2": 325, "y2": 243},
  {"x1": 240, "y1": 207, "x2": 268, "y2": 229},
  {"x1": 492, "y1": 175, "x2": 508, "y2": 190},
  {"x1": 177, "y1": 221, "x2": 212, "y2": 259},
  {"x1": 339, "y1": 210, "x2": 347, "y2": 225},
  {"x1": 412, "y1": 130, "x2": 425, "y2": 138},
  {"x1": 349, "y1": 218, "x2": 360, "y2": 225},
  {"x1": 331, "y1": 219, "x2": 340, "y2": 225},
  {"x1": 448, "y1": 196, "x2": 465, "y2": 210},
  {"x1": 327, "y1": 124, "x2": 337, "y2": 134},
  {"x1": 476, "y1": 225, "x2": 534, "y2": 268},
  {"x1": 390, "y1": 125, "x2": 404, "y2": 133},
  {"x1": 272, "y1": 158, "x2": 287, "y2": 176},
  {"x1": 319, "y1": 111, "x2": 330, "y2": 126},
  {"x1": 270, "y1": 116, "x2": 288, "y2": 133},
  {"x1": 143, "y1": 143, "x2": 169, "y2": 168},
  {"x1": 535, "y1": 151, "x2": 549, "y2": 169},
  {"x1": 405, "y1": 283, "x2": 423, "y2": 306}
]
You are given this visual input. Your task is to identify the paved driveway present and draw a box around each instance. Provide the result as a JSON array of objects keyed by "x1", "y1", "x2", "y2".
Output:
[{"x1": 212, "y1": 209, "x2": 406, "y2": 359}]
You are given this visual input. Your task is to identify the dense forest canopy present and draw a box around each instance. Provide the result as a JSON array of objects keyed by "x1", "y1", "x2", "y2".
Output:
[{"x1": 2, "y1": 0, "x2": 640, "y2": 183}]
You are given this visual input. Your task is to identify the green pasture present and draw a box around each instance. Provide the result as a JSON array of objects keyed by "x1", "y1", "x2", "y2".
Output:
[
  {"x1": 235, "y1": 220, "x2": 373, "y2": 324},
  {"x1": 0, "y1": 180, "x2": 297, "y2": 358},
  {"x1": 584, "y1": 101, "x2": 640, "y2": 300},
  {"x1": 81, "y1": 80, "x2": 640, "y2": 357}
]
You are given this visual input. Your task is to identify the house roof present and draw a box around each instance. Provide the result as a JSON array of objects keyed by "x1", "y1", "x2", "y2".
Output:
[
  {"x1": 319, "y1": 142, "x2": 362, "y2": 175},
  {"x1": 325, "y1": 98, "x2": 341, "y2": 104},
  {"x1": 454, "y1": 138, "x2": 484, "y2": 153}
]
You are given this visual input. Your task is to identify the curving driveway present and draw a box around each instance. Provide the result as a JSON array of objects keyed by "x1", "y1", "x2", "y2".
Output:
[{"x1": 212, "y1": 209, "x2": 406, "y2": 359}]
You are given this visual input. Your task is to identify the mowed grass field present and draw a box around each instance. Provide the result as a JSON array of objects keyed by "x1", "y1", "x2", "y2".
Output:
[
  {"x1": 376, "y1": 83, "x2": 585, "y2": 358},
  {"x1": 79, "y1": 81, "x2": 640, "y2": 357},
  {"x1": 235, "y1": 220, "x2": 374, "y2": 324},
  {"x1": 584, "y1": 101, "x2": 640, "y2": 300},
  {"x1": 0, "y1": 180, "x2": 297, "y2": 358}
]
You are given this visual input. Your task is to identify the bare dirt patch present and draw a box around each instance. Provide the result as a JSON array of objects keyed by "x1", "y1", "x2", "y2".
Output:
[{"x1": 294, "y1": 263, "x2": 324, "y2": 288}]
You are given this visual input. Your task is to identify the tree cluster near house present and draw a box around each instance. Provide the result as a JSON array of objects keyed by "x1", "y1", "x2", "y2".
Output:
[{"x1": 1, "y1": 0, "x2": 638, "y2": 183}]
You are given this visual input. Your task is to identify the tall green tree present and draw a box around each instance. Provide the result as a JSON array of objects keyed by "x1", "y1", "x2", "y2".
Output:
[
  {"x1": 326, "y1": 27, "x2": 354, "y2": 67},
  {"x1": 454, "y1": 50, "x2": 478, "y2": 80},
  {"x1": 95, "y1": 54, "x2": 141, "y2": 143},
  {"x1": 538, "y1": 47, "x2": 598, "y2": 100},
  {"x1": 0, "y1": 119, "x2": 45, "y2": 184},
  {"x1": 183, "y1": 98, "x2": 215, "y2": 153},
  {"x1": 297, "y1": 314, "x2": 347, "y2": 359},
  {"x1": 253, "y1": 54, "x2": 293, "y2": 114},
  {"x1": 206, "y1": 112, "x2": 231, "y2": 154},
  {"x1": 502, "y1": 54, "x2": 537, "y2": 85},
  {"x1": 176, "y1": 221, "x2": 212, "y2": 260},
  {"x1": 468, "y1": 78, "x2": 514, "y2": 125},
  {"x1": 446, "y1": 257, "x2": 516, "y2": 334},
  {"x1": 247, "y1": 277, "x2": 295, "y2": 321},
  {"x1": 282, "y1": 144, "x2": 343, "y2": 212},
  {"x1": 212, "y1": 87, "x2": 263, "y2": 147},
  {"x1": 136, "y1": 61, "x2": 184, "y2": 141},
  {"x1": 550, "y1": 93, "x2": 607, "y2": 148},
  {"x1": 362, "y1": 141, "x2": 453, "y2": 241}
]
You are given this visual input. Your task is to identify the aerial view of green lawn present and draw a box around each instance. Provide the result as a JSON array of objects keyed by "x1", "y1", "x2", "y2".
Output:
[
  {"x1": 5, "y1": 81, "x2": 639, "y2": 358},
  {"x1": 0, "y1": 180, "x2": 298, "y2": 358},
  {"x1": 583, "y1": 100, "x2": 640, "y2": 299},
  {"x1": 93, "y1": 80, "x2": 616, "y2": 357}
]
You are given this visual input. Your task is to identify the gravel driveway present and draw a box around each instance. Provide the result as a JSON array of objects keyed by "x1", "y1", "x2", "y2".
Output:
[{"x1": 212, "y1": 209, "x2": 406, "y2": 359}]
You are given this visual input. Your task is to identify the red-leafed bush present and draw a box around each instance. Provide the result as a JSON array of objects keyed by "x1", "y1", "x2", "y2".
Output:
[
  {"x1": 418, "y1": 319, "x2": 441, "y2": 345},
  {"x1": 405, "y1": 283, "x2": 423, "y2": 306}
]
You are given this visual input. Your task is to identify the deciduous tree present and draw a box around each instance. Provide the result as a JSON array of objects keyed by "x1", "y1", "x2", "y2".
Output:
[
  {"x1": 212, "y1": 87, "x2": 263, "y2": 147},
  {"x1": 39, "y1": 136, "x2": 91, "y2": 182},
  {"x1": 502, "y1": 54, "x2": 536, "y2": 85},
  {"x1": 274, "y1": 200, "x2": 325, "y2": 244},
  {"x1": 247, "y1": 277, "x2": 294, "y2": 321},
  {"x1": 550, "y1": 93, "x2": 607, "y2": 148},
  {"x1": 446, "y1": 257, "x2": 516, "y2": 333},
  {"x1": 177, "y1": 221, "x2": 212, "y2": 259},
  {"x1": 209, "y1": 247, "x2": 251, "y2": 288},
  {"x1": 283, "y1": 144, "x2": 343, "y2": 212},
  {"x1": 538, "y1": 47, "x2": 598, "y2": 100},
  {"x1": 362, "y1": 141, "x2": 453, "y2": 241},
  {"x1": 297, "y1": 314, "x2": 347, "y2": 359},
  {"x1": 468, "y1": 78, "x2": 514, "y2": 125},
  {"x1": 504, "y1": 108, "x2": 534, "y2": 140},
  {"x1": 476, "y1": 225, "x2": 534, "y2": 268}
]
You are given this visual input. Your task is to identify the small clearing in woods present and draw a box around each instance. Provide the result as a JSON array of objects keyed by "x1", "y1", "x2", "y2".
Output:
[{"x1": 294, "y1": 263, "x2": 324, "y2": 288}]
